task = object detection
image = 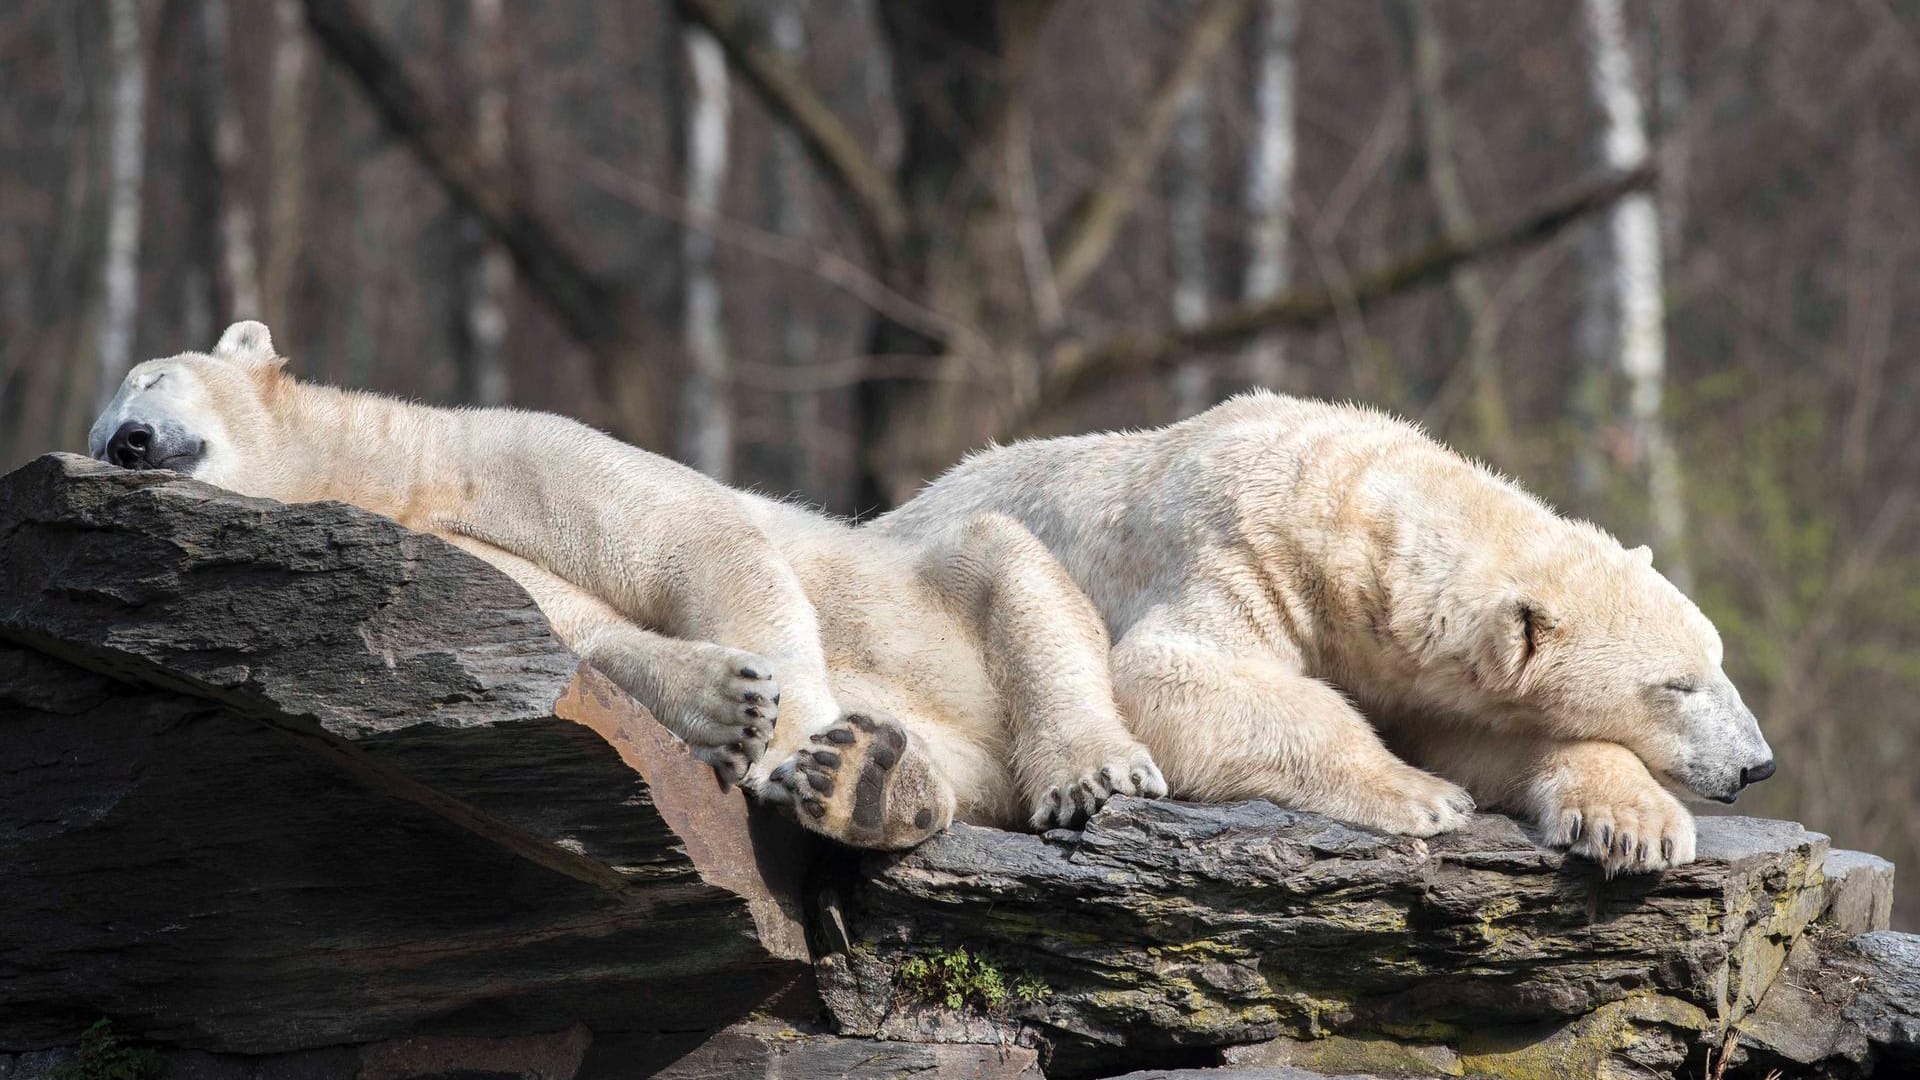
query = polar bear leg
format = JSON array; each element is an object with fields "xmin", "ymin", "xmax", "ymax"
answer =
[
  {"xmin": 763, "ymin": 713, "xmax": 958, "ymax": 849},
  {"xmin": 445, "ymin": 535, "xmax": 777, "ymax": 786},
  {"xmin": 1112, "ymin": 620, "xmax": 1474, "ymax": 837},
  {"xmin": 917, "ymin": 513, "xmax": 1166, "ymax": 829},
  {"xmin": 1402, "ymin": 730, "xmax": 1696, "ymax": 875}
]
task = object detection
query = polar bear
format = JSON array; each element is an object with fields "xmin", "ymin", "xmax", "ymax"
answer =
[
  {"xmin": 88, "ymin": 321, "xmax": 1166, "ymax": 849},
  {"xmin": 878, "ymin": 392, "xmax": 1775, "ymax": 874}
]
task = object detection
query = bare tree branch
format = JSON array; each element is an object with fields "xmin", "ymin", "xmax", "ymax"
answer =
[
  {"xmin": 1015, "ymin": 163, "xmax": 1656, "ymax": 433},
  {"xmin": 1049, "ymin": 0, "xmax": 1255, "ymax": 301},
  {"xmin": 299, "ymin": 0, "xmax": 621, "ymax": 349},
  {"xmin": 672, "ymin": 0, "xmax": 908, "ymax": 263},
  {"xmin": 299, "ymin": 0, "xmax": 657, "ymax": 440}
]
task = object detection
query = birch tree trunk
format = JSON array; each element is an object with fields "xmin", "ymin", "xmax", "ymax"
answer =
[
  {"xmin": 678, "ymin": 26, "xmax": 734, "ymax": 480},
  {"xmin": 263, "ymin": 0, "xmax": 308, "ymax": 333},
  {"xmin": 770, "ymin": 0, "xmax": 821, "ymax": 496},
  {"xmin": 1170, "ymin": 80, "xmax": 1212, "ymax": 417},
  {"xmin": 1239, "ymin": 0, "xmax": 1298, "ymax": 390},
  {"xmin": 97, "ymin": 0, "xmax": 147, "ymax": 409},
  {"xmin": 460, "ymin": 0, "xmax": 512, "ymax": 406},
  {"xmin": 1576, "ymin": 0, "xmax": 1689, "ymax": 586},
  {"xmin": 201, "ymin": 0, "xmax": 260, "ymax": 321}
]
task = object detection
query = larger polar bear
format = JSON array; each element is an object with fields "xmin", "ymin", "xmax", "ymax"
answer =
[
  {"xmin": 89, "ymin": 322, "xmax": 1166, "ymax": 850},
  {"xmin": 879, "ymin": 392, "xmax": 1775, "ymax": 874}
]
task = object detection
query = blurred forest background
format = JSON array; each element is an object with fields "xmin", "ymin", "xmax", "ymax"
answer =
[{"xmin": 0, "ymin": 0, "xmax": 1915, "ymax": 924}]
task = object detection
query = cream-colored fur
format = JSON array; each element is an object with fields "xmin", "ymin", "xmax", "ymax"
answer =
[
  {"xmin": 879, "ymin": 392, "xmax": 1775, "ymax": 874},
  {"xmin": 88, "ymin": 322, "xmax": 1166, "ymax": 849}
]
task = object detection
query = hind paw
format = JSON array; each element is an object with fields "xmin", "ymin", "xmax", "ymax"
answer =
[{"xmin": 761, "ymin": 714, "xmax": 955, "ymax": 849}]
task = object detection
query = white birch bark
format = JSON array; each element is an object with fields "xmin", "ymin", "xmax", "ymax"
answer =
[
  {"xmin": 678, "ymin": 26, "xmax": 733, "ymax": 480},
  {"xmin": 1170, "ymin": 80, "xmax": 1211, "ymax": 417},
  {"xmin": 1240, "ymin": 0, "xmax": 1298, "ymax": 389},
  {"xmin": 466, "ymin": 0, "xmax": 511, "ymax": 406},
  {"xmin": 263, "ymin": 0, "xmax": 308, "ymax": 331},
  {"xmin": 770, "ymin": 0, "xmax": 822, "ymax": 493},
  {"xmin": 201, "ymin": 0, "xmax": 260, "ymax": 320},
  {"xmin": 97, "ymin": 0, "xmax": 147, "ymax": 409},
  {"xmin": 1579, "ymin": 0, "xmax": 1688, "ymax": 585}
]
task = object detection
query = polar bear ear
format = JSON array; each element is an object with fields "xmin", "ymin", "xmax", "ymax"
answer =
[
  {"xmin": 1475, "ymin": 594, "xmax": 1558, "ymax": 690},
  {"xmin": 212, "ymin": 320, "xmax": 285, "ymax": 371},
  {"xmin": 1627, "ymin": 545, "xmax": 1653, "ymax": 568}
]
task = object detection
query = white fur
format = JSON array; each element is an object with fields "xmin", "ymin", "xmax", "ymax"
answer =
[
  {"xmin": 879, "ymin": 392, "xmax": 1774, "ymax": 873},
  {"xmin": 88, "ymin": 323, "xmax": 1167, "ymax": 849}
]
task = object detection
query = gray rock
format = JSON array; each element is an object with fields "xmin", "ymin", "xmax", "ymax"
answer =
[
  {"xmin": 822, "ymin": 798, "xmax": 1839, "ymax": 1074},
  {"xmin": 1835, "ymin": 931, "xmax": 1920, "ymax": 1066},
  {"xmin": 1822, "ymin": 850, "xmax": 1896, "ymax": 936},
  {"xmin": 0, "ymin": 455, "xmax": 809, "ymax": 1055},
  {"xmin": 649, "ymin": 1020, "xmax": 1043, "ymax": 1079}
]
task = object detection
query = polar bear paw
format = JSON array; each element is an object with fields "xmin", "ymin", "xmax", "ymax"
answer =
[
  {"xmin": 1540, "ymin": 783, "xmax": 1697, "ymax": 877},
  {"xmin": 1028, "ymin": 743, "xmax": 1168, "ymax": 830},
  {"xmin": 671, "ymin": 646, "xmax": 779, "ymax": 789},
  {"xmin": 762, "ymin": 714, "xmax": 955, "ymax": 849},
  {"xmin": 1336, "ymin": 762, "xmax": 1478, "ymax": 838}
]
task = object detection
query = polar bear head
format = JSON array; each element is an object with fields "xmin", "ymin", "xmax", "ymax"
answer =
[
  {"xmin": 88, "ymin": 320, "xmax": 295, "ymax": 497},
  {"xmin": 1466, "ymin": 538, "xmax": 1774, "ymax": 805}
]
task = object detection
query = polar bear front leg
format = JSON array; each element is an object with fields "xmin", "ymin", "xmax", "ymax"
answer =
[
  {"xmin": 443, "ymin": 535, "xmax": 778, "ymax": 786},
  {"xmin": 1113, "ymin": 622, "xmax": 1475, "ymax": 837},
  {"xmin": 1399, "ymin": 730, "xmax": 1696, "ymax": 875},
  {"xmin": 572, "ymin": 625, "xmax": 781, "ymax": 787}
]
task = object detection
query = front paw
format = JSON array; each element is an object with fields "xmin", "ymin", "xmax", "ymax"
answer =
[
  {"xmin": 1537, "ymin": 779, "xmax": 1696, "ymax": 876},
  {"xmin": 1028, "ymin": 742, "xmax": 1168, "ymax": 830},
  {"xmin": 1343, "ymin": 762, "xmax": 1478, "ymax": 838},
  {"xmin": 674, "ymin": 646, "xmax": 779, "ymax": 787}
]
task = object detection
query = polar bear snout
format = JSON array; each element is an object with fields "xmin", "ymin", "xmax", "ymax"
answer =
[
  {"xmin": 104, "ymin": 421, "xmax": 155, "ymax": 468},
  {"xmin": 97, "ymin": 419, "xmax": 203, "ymax": 474}
]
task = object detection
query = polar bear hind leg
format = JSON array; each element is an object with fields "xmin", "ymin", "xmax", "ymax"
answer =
[
  {"xmin": 764, "ymin": 714, "xmax": 957, "ymax": 849},
  {"xmin": 916, "ymin": 513, "xmax": 1167, "ymax": 829}
]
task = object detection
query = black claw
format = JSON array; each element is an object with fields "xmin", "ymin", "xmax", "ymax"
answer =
[
  {"xmin": 744, "ymin": 706, "xmax": 762, "ymax": 719},
  {"xmin": 1661, "ymin": 838, "xmax": 1674, "ymax": 862},
  {"xmin": 739, "ymin": 666, "xmax": 764, "ymax": 680},
  {"xmin": 743, "ymin": 691, "xmax": 765, "ymax": 704},
  {"xmin": 741, "ymin": 727, "xmax": 757, "ymax": 739}
]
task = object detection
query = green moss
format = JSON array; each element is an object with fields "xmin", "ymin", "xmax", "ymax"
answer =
[
  {"xmin": 50, "ymin": 1020, "xmax": 163, "ymax": 1080},
  {"xmin": 894, "ymin": 946, "xmax": 1049, "ymax": 1015}
]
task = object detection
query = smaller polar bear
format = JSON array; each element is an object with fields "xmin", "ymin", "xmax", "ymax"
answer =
[
  {"xmin": 880, "ymin": 392, "xmax": 1775, "ymax": 875},
  {"xmin": 88, "ymin": 322, "xmax": 1166, "ymax": 850}
]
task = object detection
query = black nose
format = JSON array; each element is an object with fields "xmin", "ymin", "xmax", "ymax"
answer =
[
  {"xmin": 107, "ymin": 421, "xmax": 154, "ymax": 468},
  {"xmin": 1740, "ymin": 759, "xmax": 1776, "ymax": 787}
]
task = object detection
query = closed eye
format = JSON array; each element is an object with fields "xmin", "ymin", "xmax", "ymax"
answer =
[
  {"xmin": 1663, "ymin": 678, "xmax": 1700, "ymax": 693},
  {"xmin": 141, "ymin": 372, "xmax": 167, "ymax": 390}
]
